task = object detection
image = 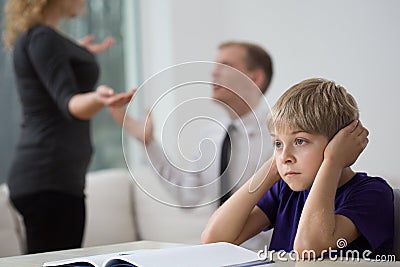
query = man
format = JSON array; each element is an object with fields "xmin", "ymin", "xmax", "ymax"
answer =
[{"xmin": 110, "ymin": 41, "xmax": 274, "ymax": 249}]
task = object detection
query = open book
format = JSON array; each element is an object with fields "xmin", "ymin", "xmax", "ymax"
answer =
[{"xmin": 42, "ymin": 242, "xmax": 273, "ymax": 267}]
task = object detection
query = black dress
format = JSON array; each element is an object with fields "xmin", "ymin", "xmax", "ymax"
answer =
[{"xmin": 8, "ymin": 24, "xmax": 99, "ymax": 253}]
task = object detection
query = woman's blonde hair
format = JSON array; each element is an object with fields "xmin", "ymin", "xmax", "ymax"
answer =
[
  {"xmin": 267, "ymin": 78, "xmax": 359, "ymax": 140},
  {"xmin": 2, "ymin": 0, "xmax": 50, "ymax": 50}
]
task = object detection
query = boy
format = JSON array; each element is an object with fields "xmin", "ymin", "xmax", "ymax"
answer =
[{"xmin": 201, "ymin": 78, "xmax": 394, "ymax": 259}]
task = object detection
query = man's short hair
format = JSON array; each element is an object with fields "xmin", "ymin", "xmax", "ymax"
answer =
[
  {"xmin": 267, "ymin": 78, "xmax": 359, "ymax": 140},
  {"xmin": 219, "ymin": 41, "xmax": 273, "ymax": 94}
]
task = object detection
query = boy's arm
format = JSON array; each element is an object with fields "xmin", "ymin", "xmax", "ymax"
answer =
[
  {"xmin": 201, "ymin": 157, "xmax": 280, "ymax": 245},
  {"xmin": 294, "ymin": 120, "xmax": 369, "ymax": 257}
]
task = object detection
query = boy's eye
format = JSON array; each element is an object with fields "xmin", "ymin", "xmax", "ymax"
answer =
[
  {"xmin": 274, "ymin": 141, "xmax": 283, "ymax": 149},
  {"xmin": 295, "ymin": 139, "xmax": 306, "ymax": 145}
]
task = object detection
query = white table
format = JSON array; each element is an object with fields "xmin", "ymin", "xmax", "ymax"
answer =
[
  {"xmin": 0, "ymin": 241, "xmax": 182, "ymax": 267},
  {"xmin": 0, "ymin": 240, "xmax": 397, "ymax": 266}
]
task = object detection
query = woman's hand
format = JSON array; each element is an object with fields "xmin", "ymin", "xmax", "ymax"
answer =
[
  {"xmin": 78, "ymin": 35, "xmax": 115, "ymax": 55},
  {"xmin": 68, "ymin": 87, "xmax": 134, "ymax": 120},
  {"xmin": 96, "ymin": 86, "xmax": 135, "ymax": 107}
]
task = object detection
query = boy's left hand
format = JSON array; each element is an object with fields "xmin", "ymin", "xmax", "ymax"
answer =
[{"xmin": 324, "ymin": 120, "xmax": 369, "ymax": 168}]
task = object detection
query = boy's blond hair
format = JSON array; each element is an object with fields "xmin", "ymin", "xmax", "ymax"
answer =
[{"xmin": 267, "ymin": 78, "xmax": 359, "ymax": 140}]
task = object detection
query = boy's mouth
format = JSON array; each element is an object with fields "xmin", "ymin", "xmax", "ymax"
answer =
[{"xmin": 284, "ymin": 171, "xmax": 300, "ymax": 177}]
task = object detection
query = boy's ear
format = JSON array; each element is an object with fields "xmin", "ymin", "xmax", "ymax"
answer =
[{"xmin": 249, "ymin": 68, "xmax": 265, "ymax": 90}]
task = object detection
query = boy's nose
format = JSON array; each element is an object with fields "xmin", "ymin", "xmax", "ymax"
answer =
[
  {"xmin": 281, "ymin": 147, "xmax": 295, "ymax": 164},
  {"xmin": 285, "ymin": 158, "xmax": 294, "ymax": 164}
]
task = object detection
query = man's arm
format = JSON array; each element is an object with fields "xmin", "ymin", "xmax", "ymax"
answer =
[
  {"xmin": 294, "ymin": 120, "xmax": 369, "ymax": 257},
  {"xmin": 109, "ymin": 107, "xmax": 207, "ymax": 206},
  {"xmin": 201, "ymin": 157, "xmax": 280, "ymax": 245},
  {"xmin": 108, "ymin": 107, "xmax": 154, "ymax": 144}
]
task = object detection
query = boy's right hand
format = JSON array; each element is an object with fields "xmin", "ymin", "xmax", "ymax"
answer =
[
  {"xmin": 248, "ymin": 155, "xmax": 280, "ymax": 193},
  {"xmin": 324, "ymin": 120, "xmax": 369, "ymax": 168}
]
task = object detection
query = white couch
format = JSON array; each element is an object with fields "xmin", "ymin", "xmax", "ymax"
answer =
[
  {"xmin": 0, "ymin": 184, "xmax": 24, "ymax": 256},
  {"xmin": 0, "ymin": 168, "xmax": 215, "ymax": 257}
]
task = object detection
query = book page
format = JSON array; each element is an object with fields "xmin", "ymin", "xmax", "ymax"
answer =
[
  {"xmin": 43, "ymin": 242, "xmax": 270, "ymax": 267},
  {"xmin": 106, "ymin": 242, "xmax": 265, "ymax": 267},
  {"xmin": 42, "ymin": 251, "xmax": 144, "ymax": 267}
]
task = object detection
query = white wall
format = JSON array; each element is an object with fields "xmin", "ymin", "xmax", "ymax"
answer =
[{"xmin": 137, "ymin": 0, "xmax": 400, "ymax": 187}]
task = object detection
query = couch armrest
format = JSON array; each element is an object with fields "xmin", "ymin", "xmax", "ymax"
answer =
[{"xmin": 0, "ymin": 184, "xmax": 25, "ymax": 256}]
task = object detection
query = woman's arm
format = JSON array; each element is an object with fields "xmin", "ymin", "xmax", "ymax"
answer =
[
  {"xmin": 68, "ymin": 86, "xmax": 134, "ymax": 120},
  {"xmin": 201, "ymin": 157, "xmax": 280, "ymax": 245}
]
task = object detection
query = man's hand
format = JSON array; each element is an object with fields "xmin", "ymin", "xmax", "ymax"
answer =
[
  {"xmin": 109, "ymin": 107, "xmax": 154, "ymax": 145},
  {"xmin": 324, "ymin": 120, "xmax": 369, "ymax": 168},
  {"xmin": 78, "ymin": 35, "xmax": 115, "ymax": 55}
]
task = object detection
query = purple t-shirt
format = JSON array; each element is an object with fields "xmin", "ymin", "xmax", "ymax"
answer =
[{"xmin": 256, "ymin": 172, "xmax": 394, "ymax": 256}]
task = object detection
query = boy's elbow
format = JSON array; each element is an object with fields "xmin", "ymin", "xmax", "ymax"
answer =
[
  {"xmin": 201, "ymin": 228, "xmax": 218, "ymax": 244},
  {"xmin": 293, "ymin": 243, "xmax": 311, "ymax": 259},
  {"xmin": 293, "ymin": 239, "xmax": 326, "ymax": 259},
  {"xmin": 201, "ymin": 227, "xmax": 240, "ymax": 245}
]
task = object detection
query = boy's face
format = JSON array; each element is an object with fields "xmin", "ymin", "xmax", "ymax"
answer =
[{"xmin": 272, "ymin": 128, "xmax": 329, "ymax": 191}]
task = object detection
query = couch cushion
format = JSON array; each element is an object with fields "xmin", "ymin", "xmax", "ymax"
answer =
[
  {"xmin": 0, "ymin": 184, "xmax": 24, "ymax": 256},
  {"xmin": 82, "ymin": 169, "xmax": 138, "ymax": 247},
  {"xmin": 131, "ymin": 166, "xmax": 214, "ymax": 245}
]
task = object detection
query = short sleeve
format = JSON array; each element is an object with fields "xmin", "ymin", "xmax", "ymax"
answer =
[
  {"xmin": 336, "ymin": 178, "xmax": 394, "ymax": 252},
  {"xmin": 27, "ymin": 29, "xmax": 80, "ymax": 120},
  {"xmin": 256, "ymin": 180, "xmax": 282, "ymax": 226}
]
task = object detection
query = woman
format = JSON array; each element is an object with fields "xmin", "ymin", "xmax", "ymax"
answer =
[{"xmin": 3, "ymin": 0, "xmax": 133, "ymax": 253}]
